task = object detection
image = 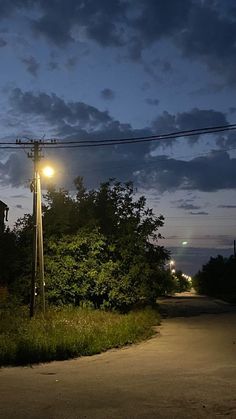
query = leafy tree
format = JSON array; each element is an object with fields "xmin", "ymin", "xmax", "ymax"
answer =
[{"xmin": 6, "ymin": 178, "xmax": 173, "ymax": 310}]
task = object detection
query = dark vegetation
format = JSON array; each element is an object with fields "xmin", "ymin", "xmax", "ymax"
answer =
[
  {"xmin": 193, "ymin": 255, "xmax": 236, "ymax": 303},
  {"xmin": 0, "ymin": 178, "xmax": 176, "ymax": 312}
]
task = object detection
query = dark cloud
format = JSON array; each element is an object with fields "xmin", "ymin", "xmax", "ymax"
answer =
[
  {"xmin": 215, "ymin": 131, "xmax": 236, "ymax": 149},
  {"xmin": 145, "ymin": 98, "xmax": 159, "ymax": 107},
  {"xmin": 48, "ymin": 61, "xmax": 59, "ymax": 71},
  {"xmin": 31, "ymin": 0, "xmax": 127, "ymax": 47},
  {"xmin": 133, "ymin": 0, "xmax": 191, "ymax": 45},
  {"xmin": 152, "ymin": 108, "xmax": 228, "ymax": 146},
  {"xmin": 189, "ymin": 211, "xmax": 209, "ymax": 215},
  {"xmin": 21, "ymin": 56, "xmax": 40, "ymax": 77},
  {"xmin": 1, "ymin": 1, "xmax": 236, "ymax": 83},
  {"xmin": 100, "ymin": 88, "xmax": 115, "ymax": 100},
  {"xmin": 0, "ymin": 152, "xmax": 30, "ymax": 187},
  {"xmin": 177, "ymin": 203, "xmax": 201, "ymax": 211},
  {"xmin": 191, "ymin": 83, "xmax": 225, "ymax": 96},
  {"xmin": 65, "ymin": 56, "xmax": 78, "ymax": 69},
  {"xmin": 5, "ymin": 88, "xmax": 235, "ymax": 193},
  {"xmin": 177, "ymin": 3, "xmax": 236, "ymax": 83},
  {"xmin": 0, "ymin": 37, "xmax": 7, "ymax": 47},
  {"xmin": 10, "ymin": 88, "xmax": 112, "ymax": 130},
  {"xmin": 135, "ymin": 151, "xmax": 236, "ymax": 192},
  {"xmin": 218, "ymin": 205, "xmax": 236, "ymax": 209},
  {"xmin": 15, "ymin": 204, "xmax": 22, "ymax": 208},
  {"xmin": 5, "ymin": 88, "xmax": 152, "ymax": 188},
  {"xmin": 0, "ymin": 0, "xmax": 30, "ymax": 18}
]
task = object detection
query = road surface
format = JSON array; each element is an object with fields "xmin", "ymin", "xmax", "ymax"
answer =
[{"xmin": 1, "ymin": 294, "xmax": 236, "ymax": 418}]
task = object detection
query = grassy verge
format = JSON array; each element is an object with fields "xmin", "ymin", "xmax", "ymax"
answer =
[{"xmin": 0, "ymin": 305, "xmax": 160, "ymax": 367}]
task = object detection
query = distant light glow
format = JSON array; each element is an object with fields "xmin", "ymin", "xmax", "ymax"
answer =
[
  {"xmin": 42, "ymin": 166, "xmax": 54, "ymax": 178},
  {"xmin": 182, "ymin": 241, "xmax": 188, "ymax": 246}
]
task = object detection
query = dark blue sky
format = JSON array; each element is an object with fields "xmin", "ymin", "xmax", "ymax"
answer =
[{"xmin": 0, "ymin": 0, "xmax": 236, "ymax": 274}]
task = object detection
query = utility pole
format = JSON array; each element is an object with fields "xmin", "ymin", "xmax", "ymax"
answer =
[
  {"xmin": 24, "ymin": 140, "xmax": 45, "ymax": 317},
  {"xmin": 234, "ymin": 240, "xmax": 236, "ymax": 258}
]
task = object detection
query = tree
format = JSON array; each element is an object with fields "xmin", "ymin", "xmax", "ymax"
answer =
[{"xmin": 7, "ymin": 178, "xmax": 172, "ymax": 310}]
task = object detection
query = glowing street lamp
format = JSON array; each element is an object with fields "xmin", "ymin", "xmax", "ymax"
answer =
[{"xmin": 42, "ymin": 166, "xmax": 55, "ymax": 178}]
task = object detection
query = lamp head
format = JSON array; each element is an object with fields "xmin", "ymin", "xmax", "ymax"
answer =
[{"xmin": 42, "ymin": 166, "xmax": 54, "ymax": 178}]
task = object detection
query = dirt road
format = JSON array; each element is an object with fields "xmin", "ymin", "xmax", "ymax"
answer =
[{"xmin": 1, "ymin": 294, "xmax": 236, "ymax": 418}]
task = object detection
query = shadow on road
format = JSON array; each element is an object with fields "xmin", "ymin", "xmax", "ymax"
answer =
[{"xmin": 157, "ymin": 293, "xmax": 236, "ymax": 318}]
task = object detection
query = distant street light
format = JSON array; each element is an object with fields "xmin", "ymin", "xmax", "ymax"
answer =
[{"xmin": 169, "ymin": 259, "xmax": 175, "ymax": 273}]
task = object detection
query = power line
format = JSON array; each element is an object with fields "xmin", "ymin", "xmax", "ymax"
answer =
[
  {"xmin": 41, "ymin": 123, "xmax": 236, "ymax": 145},
  {"xmin": 0, "ymin": 123, "xmax": 236, "ymax": 148},
  {"xmin": 40, "ymin": 126, "xmax": 236, "ymax": 148}
]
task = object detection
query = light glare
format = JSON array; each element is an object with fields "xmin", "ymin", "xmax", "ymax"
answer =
[{"xmin": 42, "ymin": 166, "xmax": 54, "ymax": 178}]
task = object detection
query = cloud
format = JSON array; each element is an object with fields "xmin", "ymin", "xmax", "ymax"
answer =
[
  {"xmin": 48, "ymin": 61, "xmax": 59, "ymax": 71},
  {"xmin": 21, "ymin": 56, "xmax": 40, "ymax": 77},
  {"xmin": 0, "ymin": 152, "xmax": 31, "ymax": 187},
  {"xmin": 65, "ymin": 56, "xmax": 78, "ymax": 69},
  {"xmin": 31, "ymin": 0, "xmax": 127, "ymax": 47},
  {"xmin": 135, "ymin": 151, "xmax": 236, "ymax": 192},
  {"xmin": 177, "ymin": 203, "xmax": 201, "ymax": 211},
  {"xmin": 10, "ymin": 88, "xmax": 112, "ymax": 131},
  {"xmin": 145, "ymin": 98, "xmax": 159, "ymax": 107},
  {"xmin": 100, "ymin": 88, "xmax": 115, "ymax": 100},
  {"xmin": 1, "ymin": 1, "xmax": 236, "ymax": 83},
  {"xmin": 176, "ymin": 3, "xmax": 236, "ymax": 83},
  {"xmin": 5, "ymin": 88, "xmax": 235, "ymax": 193},
  {"xmin": 153, "ymin": 108, "xmax": 227, "ymax": 132},
  {"xmin": 218, "ymin": 205, "xmax": 236, "ymax": 209},
  {"xmin": 189, "ymin": 211, "xmax": 209, "ymax": 215},
  {"xmin": 133, "ymin": 0, "xmax": 191, "ymax": 45},
  {"xmin": 0, "ymin": 37, "xmax": 7, "ymax": 47},
  {"xmin": 5, "ymin": 88, "xmax": 153, "ymax": 188},
  {"xmin": 15, "ymin": 204, "xmax": 22, "ymax": 208}
]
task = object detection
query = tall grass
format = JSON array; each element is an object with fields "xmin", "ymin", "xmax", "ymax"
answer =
[{"xmin": 0, "ymin": 305, "xmax": 160, "ymax": 366}]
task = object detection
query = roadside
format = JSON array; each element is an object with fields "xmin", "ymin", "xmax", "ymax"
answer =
[{"xmin": 1, "ymin": 294, "xmax": 236, "ymax": 418}]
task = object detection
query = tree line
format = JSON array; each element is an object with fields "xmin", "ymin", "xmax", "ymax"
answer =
[{"xmin": 193, "ymin": 254, "xmax": 236, "ymax": 302}]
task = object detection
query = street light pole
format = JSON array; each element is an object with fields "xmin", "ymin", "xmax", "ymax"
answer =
[
  {"xmin": 29, "ymin": 141, "xmax": 45, "ymax": 317},
  {"xmin": 37, "ymin": 170, "xmax": 45, "ymax": 314}
]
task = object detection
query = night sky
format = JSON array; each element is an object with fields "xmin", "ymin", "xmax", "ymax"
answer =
[{"xmin": 0, "ymin": 0, "xmax": 236, "ymax": 274}]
